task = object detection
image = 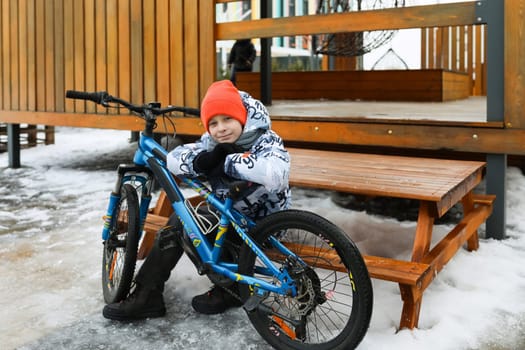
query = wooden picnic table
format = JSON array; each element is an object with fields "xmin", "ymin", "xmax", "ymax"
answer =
[
  {"xmin": 141, "ymin": 148, "xmax": 495, "ymax": 330},
  {"xmin": 287, "ymin": 148, "xmax": 494, "ymax": 329}
]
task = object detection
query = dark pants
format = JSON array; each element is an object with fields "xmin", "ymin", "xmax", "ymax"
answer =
[
  {"xmin": 134, "ymin": 209, "xmax": 242, "ymax": 292},
  {"xmin": 134, "ymin": 214, "xmax": 184, "ymax": 292}
]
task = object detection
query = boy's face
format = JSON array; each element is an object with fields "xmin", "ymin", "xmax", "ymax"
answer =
[{"xmin": 208, "ymin": 115, "xmax": 243, "ymax": 143}]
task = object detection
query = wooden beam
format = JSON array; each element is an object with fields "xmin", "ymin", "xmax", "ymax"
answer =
[
  {"xmin": 3, "ymin": 111, "xmax": 525, "ymax": 155},
  {"xmin": 217, "ymin": 2, "xmax": 479, "ymax": 40},
  {"xmin": 505, "ymin": 0, "xmax": 525, "ymax": 129}
]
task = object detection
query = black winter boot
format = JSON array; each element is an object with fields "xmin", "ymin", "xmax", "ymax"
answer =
[
  {"xmin": 191, "ymin": 285, "xmax": 242, "ymax": 315},
  {"xmin": 102, "ymin": 285, "xmax": 166, "ymax": 321}
]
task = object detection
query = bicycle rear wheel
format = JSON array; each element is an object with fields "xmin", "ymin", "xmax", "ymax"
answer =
[
  {"xmin": 238, "ymin": 209, "xmax": 373, "ymax": 350},
  {"xmin": 102, "ymin": 184, "xmax": 140, "ymax": 303}
]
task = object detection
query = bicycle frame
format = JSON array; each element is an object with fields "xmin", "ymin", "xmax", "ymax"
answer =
[{"xmin": 104, "ymin": 125, "xmax": 299, "ymax": 297}]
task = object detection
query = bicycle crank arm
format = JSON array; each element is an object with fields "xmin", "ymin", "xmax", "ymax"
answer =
[{"xmin": 243, "ymin": 295, "xmax": 302, "ymax": 328}]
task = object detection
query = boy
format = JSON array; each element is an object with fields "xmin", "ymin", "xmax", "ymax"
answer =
[{"xmin": 103, "ymin": 80, "xmax": 291, "ymax": 321}]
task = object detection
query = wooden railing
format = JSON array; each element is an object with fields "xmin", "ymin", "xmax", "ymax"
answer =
[{"xmin": 421, "ymin": 25, "xmax": 487, "ymax": 96}]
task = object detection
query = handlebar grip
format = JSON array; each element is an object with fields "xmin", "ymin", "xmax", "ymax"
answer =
[{"xmin": 65, "ymin": 90, "xmax": 109, "ymax": 104}]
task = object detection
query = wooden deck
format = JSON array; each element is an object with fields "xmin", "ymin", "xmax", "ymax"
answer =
[{"xmin": 266, "ymin": 96, "xmax": 487, "ymax": 123}]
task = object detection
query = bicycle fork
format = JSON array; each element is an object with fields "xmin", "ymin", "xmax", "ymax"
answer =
[{"xmin": 101, "ymin": 164, "xmax": 153, "ymax": 240}]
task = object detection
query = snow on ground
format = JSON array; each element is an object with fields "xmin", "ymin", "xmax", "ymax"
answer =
[{"xmin": 1, "ymin": 127, "xmax": 524, "ymax": 350}]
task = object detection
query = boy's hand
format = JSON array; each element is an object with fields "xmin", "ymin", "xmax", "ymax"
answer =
[{"xmin": 193, "ymin": 143, "xmax": 240, "ymax": 175}]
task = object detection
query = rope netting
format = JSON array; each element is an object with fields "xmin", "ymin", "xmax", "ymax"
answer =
[{"xmin": 315, "ymin": 0, "xmax": 406, "ymax": 57}]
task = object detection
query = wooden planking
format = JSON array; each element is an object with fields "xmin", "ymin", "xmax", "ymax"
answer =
[
  {"xmin": 0, "ymin": 0, "xmax": 212, "ymax": 116},
  {"xmin": 236, "ymin": 70, "xmax": 470, "ymax": 102},
  {"xmin": 287, "ymin": 147, "xmax": 485, "ymax": 215}
]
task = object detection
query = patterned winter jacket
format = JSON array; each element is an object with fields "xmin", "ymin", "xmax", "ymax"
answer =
[{"xmin": 166, "ymin": 90, "xmax": 291, "ymax": 220}]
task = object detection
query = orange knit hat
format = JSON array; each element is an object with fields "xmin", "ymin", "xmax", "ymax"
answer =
[{"xmin": 200, "ymin": 80, "xmax": 247, "ymax": 132}]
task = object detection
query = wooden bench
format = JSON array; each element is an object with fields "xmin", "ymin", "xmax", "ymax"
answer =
[
  {"xmin": 236, "ymin": 70, "xmax": 471, "ymax": 102},
  {"xmin": 139, "ymin": 148, "xmax": 494, "ymax": 330}
]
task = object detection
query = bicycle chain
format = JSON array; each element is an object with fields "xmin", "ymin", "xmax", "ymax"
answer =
[{"xmin": 219, "ymin": 283, "xmax": 243, "ymax": 303}]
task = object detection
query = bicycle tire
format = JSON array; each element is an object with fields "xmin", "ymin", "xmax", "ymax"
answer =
[
  {"xmin": 238, "ymin": 209, "xmax": 373, "ymax": 350},
  {"xmin": 102, "ymin": 183, "xmax": 140, "ymax": 303}
]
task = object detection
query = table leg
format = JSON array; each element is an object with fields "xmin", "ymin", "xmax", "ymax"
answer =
[
  {"xmin": 462, "ymin": 192, "xmax": 479, "ymax": 251},
  {"xmin": 411, "ymin": 201, "xmax": 435, "ymax": 262},
  {"xmin": 399, "ymin": 284, "xmax": 423, "ymax": 329},
  {"xmin": 399, "ymin": 201, "xmax": 435, "ymax": 329}
]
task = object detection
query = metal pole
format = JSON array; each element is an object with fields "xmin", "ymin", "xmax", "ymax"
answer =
[
  {"xmin": 477, "ymin": 0, "xmax": 506, "ymax": 239},
  {"xmin": 260, "ymin": 0, "xmax": 272, "ymax": 105},
  {"xmin": 7, "ymin": 123, "xmax": 21, "ymax": 168}
]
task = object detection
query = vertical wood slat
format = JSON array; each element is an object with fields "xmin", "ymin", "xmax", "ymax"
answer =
[
  {"xmin": 73, "ymin": 0, "xmax": 85, "ymax": 112},
  {"xmin": 473, "ymin": 25, "xmax": 483, "ymax": 96},
  {"xmin": 467, "ymin": 25, "xmax": 474, "ymax": 94},
  {"xmin": 45, "ymin": 0, "xmax": 55, "ymax": 111},
  {"xmin": 451, "ymin": 26, "xmax": 457, "ymax": 71},
  {"xmin": 19, "ymin": 0, "xmax": 27, "ymax": 111},
  {"xmin": 442, "ymin": 26, "xmax": 449, "ymax": 70},
  {"xmin": 95, "ymin": 0, "xmax": 107, "ymax": 113},
  {"xmin": 420, "ymin": 28, "xmax": 427, "ymax": 69},
  {"xmin": 63, "ymin": 0, "xmax": 74, "ymax": 112},
  {"xmin": 156, "ymin": 0, "xmax": 170, "ymax": 106},
  {"xmin": 143, "ymin": 0, "xmax": 156, "ymax": 103},
  {"xmin": 130, "ymin": 0, "xmax": 143, "ymax": 104},
  {"xmin": 54, "ymin": 0, "xmax": 64, "ymax": 113},
  {"xmin": 199, "ymin": 0, "xmax": 215, "ymax": 101},
  {"xmin": 428, "ymin": 28, "xmax": 435, "ymax": 68},
  {"xmin": 35, "ymin": 0, "xmax": 45, "ymax": 111},
  {"xmin": 26, "ymin": 0, "xmax": 35, "ymax": 111},
  {"xmin": 10, "ymin": 0, "xmax": 19, "ymax": 110},
  {"xmin": 184, "ymin": 0, "xmax": 199, "ymax": 108},
  {"xmin": 0, "ymin": 0, "xmax": 3, "ymax": 110},
  {"xmin": 170, "ymin": 0, "xmax": 184, "ymax": 106},
  {"xmin": 118, "ymin": 0, "xmax": 131, "ymax": 103},
  {"xmin": 2, "ymin": 0, "xmax": 11, "ymax": 110},
  {"xmin": 84, "ymin": 0, "xmax": 96, "ymax": 113},
  {"xmin": 106, "ymin": 0, "xmax": 118, "ymax": 114},
  {"xmin": 458, "ymin": 26, "xmax": 466, "ymax": 72}
]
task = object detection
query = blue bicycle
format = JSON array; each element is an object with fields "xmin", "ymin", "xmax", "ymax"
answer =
[{"xmin": 66, "ymin": 90, "xmax": 372, "ymax": 350}]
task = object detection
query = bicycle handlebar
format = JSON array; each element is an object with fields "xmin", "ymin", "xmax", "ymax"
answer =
[{"xmin": 65, "ymin": 90, "xmax": 200, "ymax": 117}]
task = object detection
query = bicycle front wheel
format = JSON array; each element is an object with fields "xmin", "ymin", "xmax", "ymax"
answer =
[
  {"xmin": 102, "ymin": 184, "xmax": 140, "ymax": 303},
  {"xmin": 238, "ymin": 209, "xmax": 373, "ymax": 350}
]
